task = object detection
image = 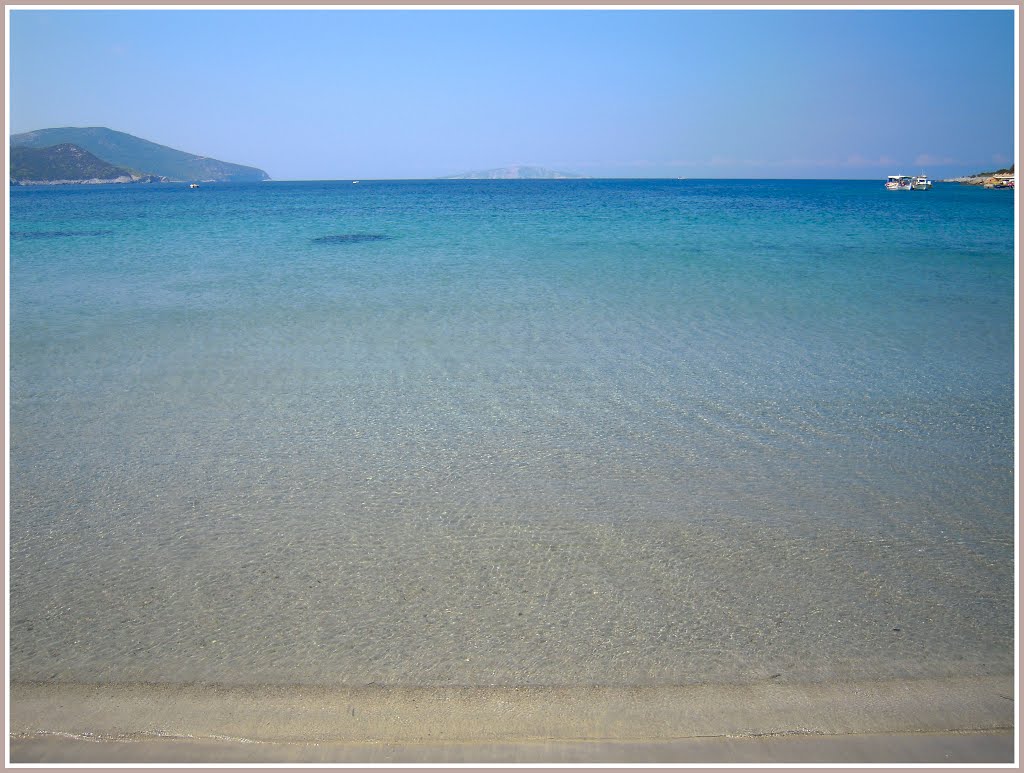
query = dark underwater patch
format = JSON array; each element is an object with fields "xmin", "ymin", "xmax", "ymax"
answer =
[
  {"xmin": 11, "ymin": 230, "xmax": 114, "ymax": 239},
  {"xmin": 311, "ymin": 233, "xmax": 390, "ymax": 245}
]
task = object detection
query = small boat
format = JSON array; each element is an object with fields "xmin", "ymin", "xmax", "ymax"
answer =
[
  {"xmin": 885, "ymin": 175, "xmax": 913, "ymax": 191},
  {"xmin": 189, "ymin": 183, "xmax": 200, "ymax": 189},
  {"xmin": 352, "ymin": 180, "xmax": 360, "ymax": 184},
  {"xmin": 911, "ymin": 175, "xmax": 933, "ymax": 191}
]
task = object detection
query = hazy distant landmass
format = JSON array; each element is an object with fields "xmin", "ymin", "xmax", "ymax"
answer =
[
  {"xmin": 10, "ymin": 144, "xmax": 164, "ymax": 185},
  {"xmin": 10, "ymin": 127, "xmax": 270, "ymax": 183},
  {"xmin": 440, "ymin": 165, "xmax": 588, "ymax": 180}
]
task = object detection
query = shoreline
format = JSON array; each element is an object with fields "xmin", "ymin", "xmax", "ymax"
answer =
[{"xmin": 11, "ymin": 674, "xmax": 1015, "ymax": 763}]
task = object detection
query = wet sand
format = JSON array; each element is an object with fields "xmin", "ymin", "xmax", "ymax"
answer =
[
  {"xmin": 10, "ymin": 730, "xmax": 1015, "ymax": 764},
  {"xmin": 10, "ymin": 674, "xmax": 1014, "ymax": 764}
]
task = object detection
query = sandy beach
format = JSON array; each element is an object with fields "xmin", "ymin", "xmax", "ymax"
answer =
[{"xmin": 10, "ymin": 675, "xmax": 1014, "ymax": 763}]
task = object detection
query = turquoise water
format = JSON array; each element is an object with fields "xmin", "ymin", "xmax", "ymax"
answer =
[{"xmin": 9, "ymin": 179, "xmax": 1015, "ymax": 687}]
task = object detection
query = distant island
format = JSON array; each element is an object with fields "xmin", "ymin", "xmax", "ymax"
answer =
[
  {"xmin": 9, "ymin": 127, "xmax": 270, "ymax": 185},
  {"xmin": 440, "ymin": 165, "xmax": 588, "ymax": 180}
]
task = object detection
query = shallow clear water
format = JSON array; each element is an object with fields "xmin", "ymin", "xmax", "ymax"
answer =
[{"xmin": 9, "ymin": 179, "xmax": 1015, "ymax": 686}]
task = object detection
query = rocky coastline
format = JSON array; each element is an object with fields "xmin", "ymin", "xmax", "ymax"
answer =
[
  {"xmin": 941, "ymin": 166, "xmax": 1015, "ymax": 186},
  {"xmin": 11, "ymin": 173, "xmax": 166, "ymax": 186}
]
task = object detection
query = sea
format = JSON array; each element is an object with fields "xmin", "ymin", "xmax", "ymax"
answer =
[{"xmin": 8, "ymin": 178, "xmax": 1016, "ymax": 688}]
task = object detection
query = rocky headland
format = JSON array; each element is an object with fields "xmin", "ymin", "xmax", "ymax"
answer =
[
  {"xmin": 9, "ymin": 143, "xmax": 165, "ymax": 186},
  {"xmin": 941, "ymin": 164, "xmax": 1015, "ymax": 186}
]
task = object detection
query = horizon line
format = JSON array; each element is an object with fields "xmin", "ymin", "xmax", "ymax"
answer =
[{"xmin": 237, "ymin": 176, "xmax": 977, "ymax": 182}]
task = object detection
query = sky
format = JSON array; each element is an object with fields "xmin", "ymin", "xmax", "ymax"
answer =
[{"xmin": 7, "ymin": 7, "xmax": 1017, "ymax": 180}]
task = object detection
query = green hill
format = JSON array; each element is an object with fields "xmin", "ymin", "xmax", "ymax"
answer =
[
  {"xmin": 10, "ymin": 127, "xmax": 270, "ymax": 182},
  {"xmin": 9, "ymin": 144, "xmax": 162, "ymax": 185}
]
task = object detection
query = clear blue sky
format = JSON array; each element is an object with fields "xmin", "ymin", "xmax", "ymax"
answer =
[{"xmin": 7, "ymin": 8, "xmax": 1017, "ymax": 180}]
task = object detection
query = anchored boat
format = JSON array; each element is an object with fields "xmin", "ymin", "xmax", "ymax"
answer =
[{"xmin": 885, "ymin": 175, "xmax": 913, "ymax": 191}]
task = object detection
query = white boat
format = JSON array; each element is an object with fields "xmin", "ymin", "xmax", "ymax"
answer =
[
  {"xmin": 189, "ymin": 183, "xmax": 200, "ymax": 189},
  {"xmin": 885, "ymin": 175, "xmax": 913, "ymax": 191},
  {"xmin": 911, "ymin": 175, "xmax": 933, "ymax": 191}
]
